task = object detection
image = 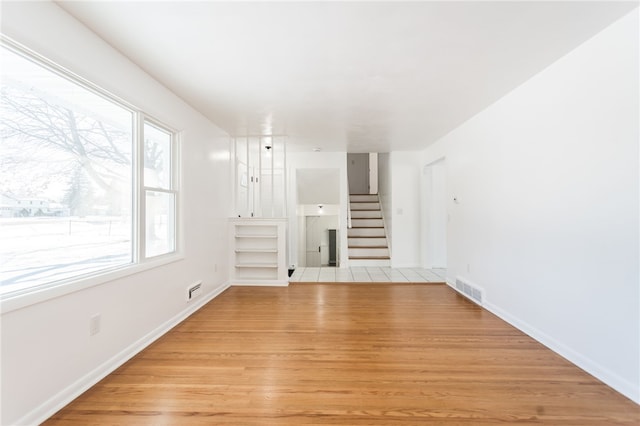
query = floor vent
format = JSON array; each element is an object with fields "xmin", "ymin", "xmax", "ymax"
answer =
[{"xmin": 455, "ymin": 277, "xmax": 483, "ymax": 306}]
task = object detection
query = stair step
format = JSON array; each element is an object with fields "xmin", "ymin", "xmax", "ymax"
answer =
[
  {"xmin": 350, "ymin": 202, "xmax": 380, "ymax": 210},
  {"xmin": 349, "ymin": 247, "xmax": 390, "ymax": 257},
  {"xmin": 348, "ymin": 228, "xmax": 386, "ymax": 237},
  {"xmin": 348, "ymin": 193, "xmax": 389, "ymax": 265},
  {"xmin": 351, "ymin": 210, "xmax": 382, "ymax": 219},
  {"xmin": 350, "ymin": 194, "xmax": 379, "ymax": 202},
  {"xmin": 351, "ymin": 218, "xmax": 383, "ymax": 227},
  {"xmin": 348, "ymin": 237, "xmax": 387, "ymax": 246},
  {"xmin": 349, "ymin": 258, "xmax": 391, "ymax": 267}
]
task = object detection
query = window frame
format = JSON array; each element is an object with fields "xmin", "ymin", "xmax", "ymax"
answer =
[
  {"xmin": 139, "ymin": 117, "xmax": 180, "ymax": 260},
  {"xmin": 0, "ymin": 37, "xmax": 183, "ymax": 314}
]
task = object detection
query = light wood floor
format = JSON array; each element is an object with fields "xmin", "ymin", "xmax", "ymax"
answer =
[{"xmin": 45, "ymin": 284, "xmax": 640, "ymax": 425}]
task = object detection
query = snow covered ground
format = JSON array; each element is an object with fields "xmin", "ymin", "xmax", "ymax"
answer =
[{"xmin": 0, "ymin": 216, "xmax": 132, "ymax": 295}]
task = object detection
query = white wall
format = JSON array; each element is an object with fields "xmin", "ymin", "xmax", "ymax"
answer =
[
  {"xmin": 369, "ymin": 152, "xmax": 379, "ymax": 195},
  {"xmin": 0, "ymin": 3, "xmax": 231, "ymax": 425},
  {"xmin": 288, "ymin": 152, "xmax": 349, "ymax": 268},
  {"xmin": 421, "ymin": 9, "xmax": 639, "ymax": 402},
  {"xmin": 377, "ymin": 151, "xmax": 423, "ymax": 267}
]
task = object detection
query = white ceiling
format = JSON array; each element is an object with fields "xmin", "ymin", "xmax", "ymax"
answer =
[{"xmin": 57, "ymin": 1, "xmax": 637, "ymax": 152}]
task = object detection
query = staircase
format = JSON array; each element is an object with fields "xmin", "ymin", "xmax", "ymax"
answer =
[{"xmin": 348, "ymin": 194, "xmax": 390, "ymax": 266}]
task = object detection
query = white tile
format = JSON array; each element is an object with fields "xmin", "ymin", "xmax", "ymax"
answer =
[
  {"xmin": 385, "ymin": 271, "xmax": 409, "ymax": 282},
  {"xmin": 396, "ymin": 268, "xmax": 424, "ymax": 282},
  {"xmin": 369, "ymin": 274, "xmax": 390, "ymax": 282},
  {"xmin": 432, "ymin": 268, "xmax": 447, "ymax": 278},
  {"xmin": 289, "ymin": 267, "xmax": 306, "ymax": 281},
  {"xmin": 318, "ymin": 268, "xmax": 336, "ymax": 281},
  {"xmin": 300, "ymin": 267, "xmax": 320, "ymax": 282},
  {"xmin": 351, "ymin": 270, "xmax": 372, "ymax": 282},
  {"xmin": 415, "ymin": 269, "xmax": 443, "ymax": 282},
  {"xmin": 336, "ymin": 269, "xmax": 354, "ymax": 282},
  {"xmin": 336, "ymin": 276, "xmax": 354, "ymax": 282},
  {"xmin": 291, "ymin": 267, "xmax": 446, "ymax": 284},
  {"xmin": 367, "ymin": 267, "xmax": 392, "ymax": 282},
  {"xmin": 382, "ymin": 268, "xmax": 410, "ymax": 282},
  {"xmin": 408, "ymin": 269, "xmax": 430, "ymax": 282}
]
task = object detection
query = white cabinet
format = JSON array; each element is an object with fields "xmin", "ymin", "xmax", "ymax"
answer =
[{"xmin": 229, "ymin": 218, "xmax": 288, "ymax": 286}]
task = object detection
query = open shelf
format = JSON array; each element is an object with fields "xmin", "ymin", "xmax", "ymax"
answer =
[{"xmin": 229, "ymin": 218, "xmax": 288, "ymax": 286}]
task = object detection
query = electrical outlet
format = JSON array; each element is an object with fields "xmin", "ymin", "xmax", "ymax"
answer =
[
  {"xmin": 89, "ymin": 314, "xmax": 101, "ymax": 336},
  {"xmin": 214, "ymin": 263, "xmax": 218, "ymax": 273}
]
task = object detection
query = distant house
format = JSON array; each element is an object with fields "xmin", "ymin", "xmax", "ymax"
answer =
[{"xmin": 0, "ymin": 193, "xmax": 69, "ymax": 217}]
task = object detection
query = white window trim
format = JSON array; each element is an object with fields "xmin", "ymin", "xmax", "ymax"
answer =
[
  {"xmin": 0, "ymin": 38, "xmax": 183, "ymax": 314},
  {"xmin": 140, "ymin": 117, "xmax": 180, "ymax": 260}
]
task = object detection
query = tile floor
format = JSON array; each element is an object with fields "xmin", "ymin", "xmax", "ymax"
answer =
[{"xmin": 289, "ymin": 267, "xmax": 447, "ymax": 283}]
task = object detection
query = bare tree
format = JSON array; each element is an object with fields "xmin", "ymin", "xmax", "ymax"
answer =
[
  {"xmin": 1, "ymin": 84, "xmax": 130, "ymax": 190},
  {"xmin": 1, "ymin": 83, "xmax": 163, "ymax": 214}
]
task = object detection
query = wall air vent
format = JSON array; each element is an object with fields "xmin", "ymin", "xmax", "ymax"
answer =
[
  {"xmin": 187, "ymin": 281, "xmax": 202, "ymax": 301},
  {"xmin": 455, "ymin": 277, "xmax": 483, "ymax": 306}
]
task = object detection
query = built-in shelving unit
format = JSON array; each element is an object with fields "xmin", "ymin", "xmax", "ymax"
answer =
[{"xmin": 229, "ymin": 218, "xmax": 288, "ymax": 286}]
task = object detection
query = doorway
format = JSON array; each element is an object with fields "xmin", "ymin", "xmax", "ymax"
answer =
[
  {"xmin": 306, "ymin": 214, "xmax": 339, "ymax": 267},
  {"xmin": 422, "ymin": 158, "xmax": 447, "ymax": 268},
  {"xmin": 295, "ymin": 168, "xmax": 341, "ymax": 268},
  {"xmin": 347, "ymin": 153, "xmax": 369, "ymax": 194}
]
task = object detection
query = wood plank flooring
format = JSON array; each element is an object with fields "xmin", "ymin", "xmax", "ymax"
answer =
[{"xmin": 44, "ymin": 284, "xmax": 640, "ymax": 425}]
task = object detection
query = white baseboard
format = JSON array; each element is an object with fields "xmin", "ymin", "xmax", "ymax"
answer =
[
  {"xmin": 483, "ymin": 300, "xmax": 639, "ymax": 404},
  {"xmin": 17, "ymin": 281, "xmax": 231, "ymax": 426},
  {"xmin": 445, "ymin": 279, "xmax": 639, "ymax": 404}
]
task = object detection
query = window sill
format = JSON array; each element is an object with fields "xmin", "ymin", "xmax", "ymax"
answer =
[{"xmin": 0, "ymin": 254, "xmax": 185, "ymax": 315}]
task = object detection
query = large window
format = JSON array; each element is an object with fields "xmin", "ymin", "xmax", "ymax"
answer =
[{"xmin": 0, "ymin": 43, "xmax": 178, "ymax": 297}]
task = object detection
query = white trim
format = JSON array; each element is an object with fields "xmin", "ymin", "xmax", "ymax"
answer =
[
  {"xmin": 445, "ymin": 279, "xmax": 639, "ymax": 404},
  {"xmin": 174, "ymin": 132, "xmax": 184, "ymax": 255},
  {"xmin": 483, "ymin": 300, "xmax": 639, "ymax": 404},
  {"xmin": 141, "ymin": 118, "xmax": 179, "ymax": 260},
  {"xmin": 135, "ymin": 111, "xmax": 144, "ymax": 263},
  {"xmin": 1, "ymin": 254, "xmax": 184, "ymax": 314},
  {"xmin": 13, "ymin": 281, "xmax": 231, "ymax": 426}
]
